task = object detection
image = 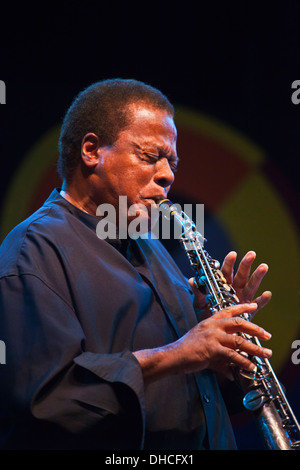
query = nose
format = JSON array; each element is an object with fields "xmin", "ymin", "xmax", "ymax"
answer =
[{"xmin": 153, "ymin": 158, "xmax": 175, "ymax": 189}]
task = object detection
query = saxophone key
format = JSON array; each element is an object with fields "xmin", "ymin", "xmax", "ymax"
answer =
[{"xmin": 243, "ymin": 389, "xmax": 269, "ymax": 411}]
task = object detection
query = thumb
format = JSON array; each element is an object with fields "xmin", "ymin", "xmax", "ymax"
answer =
[{"xmin": 188, "ymin": 277, "xmax": 206, "ymax": 309}]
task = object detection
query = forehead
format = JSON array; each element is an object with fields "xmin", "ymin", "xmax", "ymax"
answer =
[{"xmin": 120, "ymin": 103, "xmax": 177, "ymax": 150}]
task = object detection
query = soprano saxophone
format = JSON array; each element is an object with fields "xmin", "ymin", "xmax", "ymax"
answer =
[{"xmin": 158, "ymin": 198, "xmax": 300, "ymax": 450}]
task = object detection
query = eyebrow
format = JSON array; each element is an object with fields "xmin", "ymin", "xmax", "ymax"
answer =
[{"xmin": 132, "ymin": 142, "xmax": 179, "ymax": 160}]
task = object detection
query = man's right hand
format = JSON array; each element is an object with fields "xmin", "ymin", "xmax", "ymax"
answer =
[{"xmin": 133, "ymin": 302, "xmax": 272, "ymax": 383}]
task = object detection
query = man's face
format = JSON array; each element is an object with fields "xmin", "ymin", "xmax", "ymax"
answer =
[{"xmin": 93, "ymin": 103, "xmax": 178, "ymax": 228}]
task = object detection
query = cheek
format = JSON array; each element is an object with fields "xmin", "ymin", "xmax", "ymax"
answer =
[
  {"xmin": 103, "ymin": 156, "xmax": 154, "ymax": 198},
  {"xmin": 112, "ymin": 170, "xmax": 144, "ymax": 198},
  {"xmin": 125, "ymin": 166, "xmax": 153, "ymax": 187}
]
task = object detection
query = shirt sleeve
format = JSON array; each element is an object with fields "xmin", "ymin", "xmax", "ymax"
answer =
[{"xmin": 0, "ymin": 274, "xmax": 145, "ymax": 449}]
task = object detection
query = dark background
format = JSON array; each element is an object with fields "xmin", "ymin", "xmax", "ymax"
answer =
[{"xmin": 0, "ymin": 0, "xmax": 299, "ymax": 450}]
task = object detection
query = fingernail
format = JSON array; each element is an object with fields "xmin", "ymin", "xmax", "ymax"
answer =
[
  {"xmin": 263, "ymin": 348, "xmax": 272, "ymax": 357},
  {"xmin": 264, "ymin": 331, "xmax": 272, "ymax": 339},
  {"xmin": 249, "ymin": 303, "xmax": 258, "ymax": 309},
  {"xmin": 246, "ymin": 251, "xmax": 256, "ymax": 261}
]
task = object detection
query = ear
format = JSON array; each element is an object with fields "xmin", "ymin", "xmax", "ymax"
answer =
[{"xmin": 81, "ymin": 133, "xmax": 101, "ymax": 168}]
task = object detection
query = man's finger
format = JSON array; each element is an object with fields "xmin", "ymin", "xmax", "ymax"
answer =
[
  {"xmin": 214, "ymin": 302, "xmax": 258, "ymax": 319},
  {"xmin": 220, "ymin": 251, "xmax": 237, "ymax": 284},
  {"xmin": 232, "ymin": 251, "xmax": 256, "ymax": 290},
  {"xmin": 222, "ymin": 316, "xmax": 272, "ymax": 341},
  {"xmin": 253, "ymin": 290, "xmax": 272, "ymax": 312},
  {"xmin": 238, "ymin": 263, "xmax": 269, "ymax": 301}
]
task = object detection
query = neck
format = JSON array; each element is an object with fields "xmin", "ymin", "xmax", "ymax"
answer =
[{"xmin": 60, "ymin": 181, "xmax": 97, "ymax": 215}]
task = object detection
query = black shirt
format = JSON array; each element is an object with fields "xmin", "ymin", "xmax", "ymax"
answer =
[{"xmin": 0, "ymin": 189, "xmax": 236, "ymax": 449}]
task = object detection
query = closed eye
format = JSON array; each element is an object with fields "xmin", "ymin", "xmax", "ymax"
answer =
[
  {"xmin": 169, "ymin": 159, "xmax": 179, "ymax": 172},
  {"xmin": 144, "ymin": 153, "xmax": 179, "ymax": 172},
  {"xmin": 144, "ymin": 153, "xmax": 159, "ymax": 163}
]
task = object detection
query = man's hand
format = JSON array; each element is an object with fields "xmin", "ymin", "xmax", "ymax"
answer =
[
  {"xmin": 189, "ymin": 250, "xmax": 272, "ymax": 317},
  {"xmin": 133, "ymin": 251, "xmax": 272, "ymax": 381},
  {"xmin": 133, "ymin": 251, "xmax": 273, "ymax": 383},
  {"xmin": 220, "ymin": 250, "xmax": 272, "ymax": 311},
  {"xmin": 172, "ymin": 302, "xmax": 272, "ymax": 380},
  {"xmin": 133, "ymin": 302, "xmax": 272, "ymax": 382}
]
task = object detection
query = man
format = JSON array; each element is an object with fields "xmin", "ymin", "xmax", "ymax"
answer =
[{"xmin": 0, "ymin": 79, "xmax": 272, "ymax": 449}]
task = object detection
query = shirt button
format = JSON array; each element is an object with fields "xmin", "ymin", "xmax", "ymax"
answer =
[{"xmin": 203, "ymin": 393, "xmax": 210, "ymax": 403}]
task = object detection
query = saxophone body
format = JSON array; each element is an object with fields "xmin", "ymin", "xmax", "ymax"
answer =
[{"xmin": 159, "ymin": 199, "xmax": 300, "ymax": 450}]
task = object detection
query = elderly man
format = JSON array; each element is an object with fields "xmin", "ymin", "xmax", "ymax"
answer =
[{"xmin": 0, "ymin": 79, "xmax": 272, "ymax": 449}]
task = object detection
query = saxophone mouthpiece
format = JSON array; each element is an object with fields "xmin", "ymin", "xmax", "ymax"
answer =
[
  {"xmin": 157, "ymin": 198, "xmax": 171, "ymax": 207},
  {"xmin": 157, "ymin": 199, "xmax": 178, "ymax": 220}
]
